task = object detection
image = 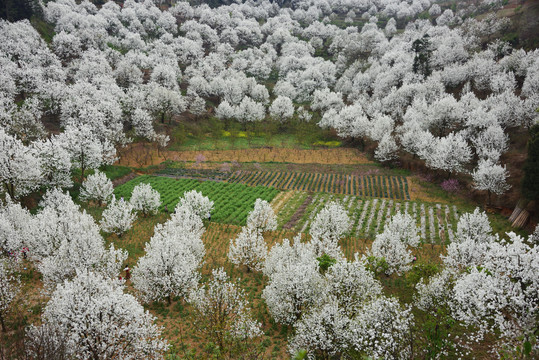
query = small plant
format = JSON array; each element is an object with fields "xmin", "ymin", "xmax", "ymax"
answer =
[
  {"xmin": 364, "ymin": 255, "xmax": 389, "ymax": 276},
  {"xmin": 440, "ymin": 178, "xmax": 460, "ymax": 193},
  {"xmin": 316, "ymin": 253, "xmax": 336, "ymax": 273},
  {"xmin": 406, "ymin": 262, "xmax": 439, "ymax": 286}
]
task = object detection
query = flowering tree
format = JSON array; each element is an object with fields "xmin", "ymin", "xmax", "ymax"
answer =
[
  {"xmin": 33, "ymin": 189, "xmax": 127, "ymax": 289},
  {"xmin": 472, "ymin": 160, "xmax": 511, "ymax": 205},
  {"xmin": 417, "ymin": 211, "xmax": 539, "ymax": 356},
  {"xmin": 262, "ymin": 238, "xmax": 326, "ymax": 324},
  {"xmin": 368, "ymin": 230, "xmax": 414, "ymax": 275},
  {"xmin": 384, "ymin": 212, "xmax": 420, "ymax": 247},
  {"xmin": 32, "ymin": 138, "xmax": 73, "ymax": 189},
  {"xmin": 132, "ymin": 205, "xmax": 205, "ymax": 304},
  {"xmin": 129, "ymin": 183, "xmax": 161, "ymax": 216},
  {"xmin": 58, "ymin": 124, "xmax": 116, "ymax": 183},
  {"xmin": 100, "ymin": 196, "xmax": 137, "ymax": 236},
  {"xmin": 0, "ymin": 260, "xmax": 20, "ymax": 332},
  {"xmin": 0, "ymin": 196, "xmax": 35, "ymax": 255},
  {"xmin": 309, "ymin": 201, "xmax": 350, "ymax": 258},
  {"xmin": 455, "ymin": 208, "xmax": 493, "ymax": 244},
  {"xmin": 288, "ymin": 254, "xmax": 412, "ymax": 359},
  {"xmin": 188, "ymin": 268, "xmax": 263, "ymax": 357},
  {"xmin": 288, "ymin": 299, "xmax": 349, "ymax": 358},
  {"xmin": 422, "ymin": 133, "xmax": 472, "ymax": 178},
  {"xmin": 0, "ymin": 128, "xmax": 41, "ymax": 198},
  {"xmin": 28, "ymin": 270, "xmax": 168, "ymax": 359},
  {"xmin": 374, "ymin": 134, "xmax": 399, "ymax": 163},
  {"xmin": 345, "ymin": 296, "xmax": 414, "ymax": 359},
  {"xmin": 246, "ymin": 198, "xmax": 277, "ymax": 233},
  {"xmin": 269, "ymin": 96, "xmax": 294, "ymax": 123},
  {"xmin": 79, "ymin": 170, "xmax": 114, "ymax": 206},
  {"xmin": 228, "ymin": 226, "xmax": 267, "ymax": 272},
  {"xmin": 178, "ymin": 190, "xmax": 214, "ymax": 219}
]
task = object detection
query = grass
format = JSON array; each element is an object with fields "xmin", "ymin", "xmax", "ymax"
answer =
[
  {"xmin": 114, "ymin": 175, "xmax": 280, "ymax": 226},
  {"xmin": 167, "ymin": 118, "xmax": 338, "ymax": 152},
  {"xmin": 71, "ymin": 165, "xmax": 133, "ymax": 182}
]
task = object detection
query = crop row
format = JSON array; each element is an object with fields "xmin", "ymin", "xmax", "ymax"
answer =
[
  {"xmin": 114, "ymin": 175, "xmax": 279, "ymax": 226},
  {"xmin": 226, "ymin": 171, "xmax": 410, "ymax": 200},
  {"xmin": 275, "ymin": 193, "xmax": 463, "ymax": 244},
  {"xmin": 156, "ymin": 168, "xmax": 230, "ymax": 181}
]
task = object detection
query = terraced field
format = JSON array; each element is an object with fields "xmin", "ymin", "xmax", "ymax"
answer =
[
  {"xmin": 114, "ymin": 175, "xmax": 279, "ymax": 226},
  {"xmin": 226, "ymin": 171, "xmax": 410, "ymax": 200},
  {"xmin": 157, "ymin": 167, "xmax": 410, "ymax": 200},
  {"xmin": 271, "ymin": 192, "xmax": 464, "ymax": 244}
]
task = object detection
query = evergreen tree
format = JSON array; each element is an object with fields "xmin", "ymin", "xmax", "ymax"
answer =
[{"xmin": 412, "ymin": 34, "xmax": 432, "ymax": 78}]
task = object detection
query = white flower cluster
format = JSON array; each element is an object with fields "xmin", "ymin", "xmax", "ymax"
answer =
[
  {"xmin": 100, "ymin": 195, "xmax": 137, "ymax": 236},
  {"xmin": 309, "ymin": 201, "xmax": 351, "ymax": 259},
  {"xmin": 79, "ymin": 170, "xmax": 114, "ymax": 205},
  {"xmin": 27, "ymin": 270, "xmax": 168, "ymax": 359},
  {"xmin": 179, "ymin": 189, "xmax": 214, "ymax": 219},
  {"xmin": 369, "ymin": 212, "xmax": 420, "ymax": 275},
  {"xmin": 416, "ymin": 209, "xmax": 539, "ymax": 353},
  {"xmin": 132, "ymin": 203, "xmax": 205, "ymax": 303},
  {"xmin": 129, "ymin": 182, "xmax": 161, "ymax": 215},
  {"xmin": 228, "ymin": 198, "xmax": 277, "ymax": 271}
]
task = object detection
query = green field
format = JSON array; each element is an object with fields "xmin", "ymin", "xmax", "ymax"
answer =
[{"xmin": 114, "ymin": 175, "xmax": 280, "ymax": 225}]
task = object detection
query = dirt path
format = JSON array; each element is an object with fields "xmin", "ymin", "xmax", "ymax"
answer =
[
  {"xmin": 112, "ymin": 172, "xmax": 138, "ymax": 187},
  {"xmin": 284, "ymin": 195, "xmax": 313, "ymax": 230}
]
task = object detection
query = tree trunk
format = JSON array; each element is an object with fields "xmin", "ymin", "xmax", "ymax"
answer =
[
  {"xmin": 81, "ymin": 165, "xmax": 85, "ymax": 184},
  {"xmin": 0, "ymin": 313, "xmax": 6, "ymax": 332},
  {"xmin": 7, "ymin": 183, "xmax": 15, "ymax": 199}
]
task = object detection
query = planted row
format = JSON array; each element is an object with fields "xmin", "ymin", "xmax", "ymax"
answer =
[
  {"xmin": 115, "ymin": 175, "xmax": 279, "ymax": 226},
  {"xmin": 278, "ymin": 192, "xmax": 463, "ymax": 244},
  {"xmin": 227, "ymin": 171, "xmax": 410, "ymax": 200}
]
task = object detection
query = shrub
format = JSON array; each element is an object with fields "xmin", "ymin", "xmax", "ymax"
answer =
[
  {"xmin": 440, "ymin": 178, "xmax": 460, "ymax": 193},
  {"xmin": 364, "ymin": 255, "xmax": 389, "ymax": 276}
]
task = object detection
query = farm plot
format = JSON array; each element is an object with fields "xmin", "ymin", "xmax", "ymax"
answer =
[
  {"xmin": 226, "ymin": 171, "xmax": 410, "ymax": 200},
  {"xmin": 157, "ymin": 168, "xmax": 229, "ymax": 181},
  {"xmin": 283, "ymin": 193, "xmax": 463, "ymax": 244},
  {"xmin": 114, "ymin": 175, "xmax": 279, "ymax": 226}
]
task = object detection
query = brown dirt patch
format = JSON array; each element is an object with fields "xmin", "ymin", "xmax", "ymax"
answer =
[
  {"xmin": 117, "ymin": 144, "xmax": 372, "ymax": 167},
  {"xmin": 112, "ymin": 172, "xmax": 138, "ymax": 187},
  {"xmin": 283, "ymin": 195, "xmax": 313, "ymax": 230}
]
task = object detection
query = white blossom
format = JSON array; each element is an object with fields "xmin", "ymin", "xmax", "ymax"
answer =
[
  {"xmin": 129, "ymin": 183, "xmax": 161, "ymax": 216},
  {"xmin": 246, "ymin": 198, "xmax": 277, "ymax": 232},
  {"xmin": 79, "ymin": 170, "xmax": 114, "ymax": 205},
  {"xmin": 31, "ymin": 270, "xmax": 168, "ymax": 359},
  {"xmin": 309, "ymin": 201, "xmax": 350, "ymax": 258},
  {"xmin": 178, "ymin": 190, "xmax": 214, "ymax": 219},
  {"xmin": 100, "ymin": 195, "xmax": 137, "ymax": 236},
  {"xmin": 269, "ymin": 95, "xmax": 294, "ymax": 122},
  {"xmin": 472, "ymin": 160, "xmax": 511, "ymax": 203},
  {"xmin": 228, "ymin": 226, "xmax": 268, "ymax": 272},
  {"xmin": 34, "ymin": 189, "xmax": 127, "ymax": 288}
]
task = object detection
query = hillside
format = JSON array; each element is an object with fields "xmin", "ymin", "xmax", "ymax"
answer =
[{"xmin": 0, "ymin": 0, "xmax": 538, "ymax": 359}]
